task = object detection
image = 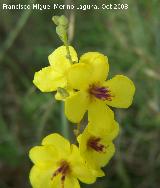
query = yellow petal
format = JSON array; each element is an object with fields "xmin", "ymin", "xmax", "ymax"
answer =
[
  {"xmin": 42, "ymin": 133, "xmax": 71, "ymax": 156},
  {"xmin": 29, "ymin": 166, "xmax": 53, "ymax": 188},
  {"xmin": 80, "ymin": 52, "xmax": 109, "ymax": 83},
  {"xmin": 33, "ymin": 66, "xmax": 66, "ymax": 92},
  {"xmin": 104, "ymin": 75, "xmax": 135, "ymax": 108},
  {"xmin": 64, "ymin": 176, "xmax": 80, "ymax": 188},
  {"xmin": 88, "ymin": 99, "xmax": 115, "ymax": 136},
  {"xmin": 110, "ymin": 121, "xmax": 120, "ymax": 140},
  {"xmin": 77, "ymin": 133, "xmax": 88, "ymax": 153},
  {"xmin": 96, "ymin": 169, "xmax": 105, "ymax": 177},
  {"xmin": 87, "ymin": 142, "xmax": 115, "ymax": 168},
  {"xmin": 72, "ymin": 163, "xmax": 97, "ymax": 184},
  {"xmin": 88, "ymin": 121, "xmax": 119, "ymax": 142},
  {"xmin": 97, "ymin": 140, "xmax": 115, "ymax": 167},
  {"xmin": 65, "ymin": 91, "xmax": 89, "ymax": 123},
  {"xmin": 70, "ymin": 145, "xmax": 98, "ymax": 184},
  {"xmin": 69, "ymin": 144, "xmax": 82, "ymax": 164},
  {"xmin": 67, "ymin": 63, "xmax": 92, "ymax": 90},
  {"xmin": 48, "ymin": 46, "xmax": 78, "ymax": 74},
  {"xmin": 51, "ymin": 174, "xmax": 80, "ymax": 188},
  {"xmin": 50, "ymin": 175, "xmax": 61, "ymax": 188},
  {"xmin": 29, "ymin": 146, "xmax": 59, "ymax": 168}
]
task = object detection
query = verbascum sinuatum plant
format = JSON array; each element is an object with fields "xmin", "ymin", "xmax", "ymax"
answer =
[{"xmin": 29, "ymin": 15, "xmax": 135, "ymax": 188}]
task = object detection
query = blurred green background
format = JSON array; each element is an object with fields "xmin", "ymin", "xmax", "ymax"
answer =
[{"xmin": 0, "ymin": 0, "xmax": 160, "ymax": 188}]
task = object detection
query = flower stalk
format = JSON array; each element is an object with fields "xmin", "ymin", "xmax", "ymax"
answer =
[
  {"xmin": 61, "ymin": 102, "xmax": 70, "ymax": 139},
  {"xmin": 52, "ymin": 15, "xmax": 73, "ymax": 64},
  {"xmin": 29, "ymin": 14, "xmax": 135, "ymax": 188}
]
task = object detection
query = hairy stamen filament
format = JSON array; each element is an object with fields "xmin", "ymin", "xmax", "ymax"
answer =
[
  {"xmin": 87, "ymin": 137, "xmax": 106, "ymax": 153},
  {"xmin": 51, "ymin": 160, "xmax": 70, "ymax": 188},
  {"xmin": 89, "ymin": 85, "xmax": 113, "ymax": 101}
]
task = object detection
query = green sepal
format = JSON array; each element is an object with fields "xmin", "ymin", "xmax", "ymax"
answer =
[
  {"xmin": 58, "ymin": 15, "xmax": 68, "ymax": 26},
  {"xmin": 52, "ymin": 16, "xmax": 60, "ymax": 25},
  {"xmin": 57, "ymin": 87, "xmax": 69, "ymax": 98}
]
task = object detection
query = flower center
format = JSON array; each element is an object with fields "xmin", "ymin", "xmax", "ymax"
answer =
[
  {"xmin": 89, "ymin": 84, "xmax": 113, "ymax": 101},
  {"xmin": 51, "ymin": 160, "xmax": 70, "ymax": 188},
  {"xmin": 87, "ymin": 137, "xmax": 106, "ymax": 153}
]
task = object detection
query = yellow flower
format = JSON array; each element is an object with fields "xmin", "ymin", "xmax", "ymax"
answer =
[
  {"xmin": 33, "ymin": 46, "xmax": 78, "ymax": 99},
  {"xmin": 65, "ymin": 52, "xmax": 135, "ymax": 123},
  {"xmin": 77, "ymin": 98, "xmax": 119, "ymax": 169},
  {"xmin": 29, "ymin": 133, "xmax": 103, "ymax": 188},
  {"xmin": 77, "ymin": 123, "xmax": 117, "ymax": 169}
]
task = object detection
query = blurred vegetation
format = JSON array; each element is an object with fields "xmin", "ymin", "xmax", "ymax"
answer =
[{"xmin": 0, "ymin": 0, "xmax": 160, "ymax": 188}]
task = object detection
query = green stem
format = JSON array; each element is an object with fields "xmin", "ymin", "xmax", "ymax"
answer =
[
  {"xmin": 64, "ymin": 35, "xmax": 73, "ymax": 64},
  {"xmin": 73, "ymin": 122, "xmax": 81, "ymax": 137},
  {"xmin": 61, "ymin": 102, "xmax": 69, "ymax": 139}
]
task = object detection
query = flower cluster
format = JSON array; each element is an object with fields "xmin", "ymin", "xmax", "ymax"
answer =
[{"xmin": 29, "ymin": 16, "xmax": 135, "ymax": 188}]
